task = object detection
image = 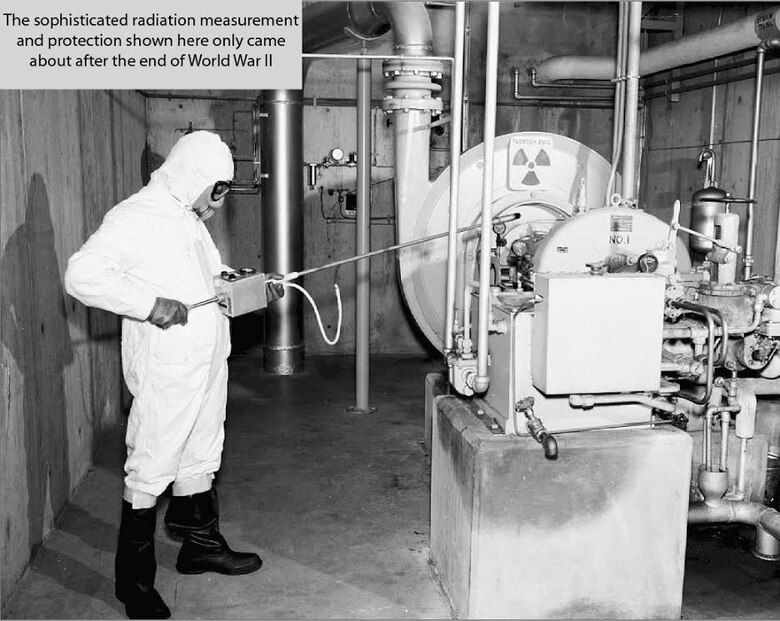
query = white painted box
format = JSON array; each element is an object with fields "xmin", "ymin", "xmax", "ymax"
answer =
[{"xmin": 532, "ymin": 273, "xmax": 665, "ymax": 394}]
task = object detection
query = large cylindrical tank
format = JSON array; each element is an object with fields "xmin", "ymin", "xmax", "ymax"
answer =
[{"xmin": 398, "ymin": 132, "xmax": 616, "ymax": 352}]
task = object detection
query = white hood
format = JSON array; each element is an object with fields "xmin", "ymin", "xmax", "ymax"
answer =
[{"xmin": 149, "ymin": 131, "xmax": 235, "ymax": 206}]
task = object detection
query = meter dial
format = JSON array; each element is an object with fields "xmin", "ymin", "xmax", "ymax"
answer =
[
  {"xmin": 637, "ymin": 253, "xmax": 659, "ymax": 273},
  {"xmin": 511, "ymin": 239, "xmax": 529, "ymax": 257},
  {"xmin": 492, "ymin": 221, "xmax": 507, "ymax": 236}
]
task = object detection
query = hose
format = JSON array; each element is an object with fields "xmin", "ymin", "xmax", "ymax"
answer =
[{"xmin": 282, "ymin": 282, "xmax": 342, "ymax": 346}]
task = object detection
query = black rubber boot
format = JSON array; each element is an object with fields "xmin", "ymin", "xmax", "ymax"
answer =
[
  {"xmin": 165, "ymin": 487, "xmax": 262, "ymax": 576},
  {"xmin": 115, "ymin": 501, "xmax": 171, "ymax": 619}
]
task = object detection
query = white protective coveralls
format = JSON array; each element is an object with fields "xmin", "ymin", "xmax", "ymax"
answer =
[{"xmin": 65, "ymin": 131, "xmax": 235, "ymax": 509}]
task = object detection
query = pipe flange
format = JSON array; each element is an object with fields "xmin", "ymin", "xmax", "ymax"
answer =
[
  {"xmin": 382, "ymin": 57, "xmax": 444, "ymax": 79},
  {"xmin": 382, "ymin": 95, "xmax": 444, "ymax": 115}
]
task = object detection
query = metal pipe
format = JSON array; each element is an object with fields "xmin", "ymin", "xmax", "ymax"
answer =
[
  {"xmin": 688, "ymin": 500, "xmax": 780, "ymax": 555},
  {"xmin": 568, "ymin": 393, "xmax": 676, "ymax": 413},
  {"xmin": 736, "ymin": 437, "xmax": 749, "ymax": 500},
  {"xmin": 644, "ymin": 63, "xmax": 780, "ymax": 100},
  {"xmin": 444, "ymin": 1, "xmax": 466, "ymax": 355},
  {"xmin": 462, "ymin": 2, "xmax": 472, "ymax": 152},
  {"xmin": 744, "ymin": 46, "xmax": 766, "ymax": 280},
  {"xmin": 705, "ymin": 408, "xmax": 713, "ymax": 471},
  {"xmin": 720, "ymin": 411, "xmax": 732, "ymax": 472},
  {"xmin": 710, "ymin": 308, "xmax": 729, "ymax": 366},
  {"xmin": 473, "ymin": 2, "xmax": 500, "ymax": 395},
  {"xmin": 621, "ymin": 1, "xmax": 642, "ymax": 202},
  {"xmin": 536, "ymin": 6, "xmax": 780, "ymax": 83},
  {"xmin": 462, "ymin": 283, "xmax": 472, "ymax": 345},
  {"xmin": 643, "ymin": 55, "xmax": 756, "ymax": 91},
  {"xmin": 382, "ymin": 2, "xmax": 433, "ymax": 56},
  {"xmin": 354, "ymin": 57, "xmax": 372, "ymax": 412},
  {"xmin": 671, "ymin": 300, "xmax": 716, "ymax": 405},
  {"xmin": 529, "ymin": 67, "xmax": 613, "ymax": 90},
  {"xmin": 511, "ymin": 68, "xmax": 614, "ymax": 104},
  {"xmin": 260, "ymin": 90, "xmax": 304, "ymax": 375},
  {"xmin": 303, "ymin": 53, "xmax": 453, "ymax": 62},
  {"xmin": 708, "ymin": 9, "xmax": 725, "ymax": 150},
  {"xmin": 607, "ymin": 1, "xmax": 629, "ymax": 204}
]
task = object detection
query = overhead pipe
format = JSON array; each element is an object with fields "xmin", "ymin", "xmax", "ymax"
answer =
[
  {"xmin": 473, "ymin": 2, "xmax": 500, "ymax": 395},
  {"xmin": 444, "ymin": 2, "xmax": 466, "ymax": 355},
  {"xmin": 621, "ymin": 2, "xmax": 642, "ymax": 203},
  {"xmin": 535, "ymin": 6, "xmax": 780, "ymax": 83},
  {"xmin": 260, "ymin": 90, "xmax": 305, "ymax": 374},
  {"xmin": 302, "ymin": 2, "xmax": 390, "ymax": 52}
]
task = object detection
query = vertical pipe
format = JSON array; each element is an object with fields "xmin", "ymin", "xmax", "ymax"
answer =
[
  {"xmin": 606, "ymin": 1, "xmax": 629, "ymax": 205},
  {"xmin": 621, "ymin": 1, "xmax": 642, "ymax": 202},
  {"xmin": 720, "ymin": 412, "xmax": 731, "ymax": 472},
  {"xmin": 260, "ymin": 90, "xmax": 304, "ymax": 374},
  {"xmin": 744, "ymin": 47, "xmax": 765, "ymax": 280},
  {"xmin": 444, "ymin": 2, "xmax": 466, "ymax": 354},
  {"xmin": 355, "ymin": 57, "xmax": 372, "ymax": 411},
  {"xmin": 473, "ymin": 2, "xmax": 500, "ymax": 394},
  {"xmin": 462, "ymin": 2, "xmax": 472, "ymax": 152},
  {"xmin": 737, "ymin": 437, "xmax": 749, "ymax": 499}
]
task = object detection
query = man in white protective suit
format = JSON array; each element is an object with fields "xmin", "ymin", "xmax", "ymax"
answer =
[{"xmin": 65, "ymin": 131, "xmax": 280, "ymax": 619}]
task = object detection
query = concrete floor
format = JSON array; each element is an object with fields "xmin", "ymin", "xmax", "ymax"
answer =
[{"xmin": 4, "ymin": 354, "xmax": 780, "ymax": 619}]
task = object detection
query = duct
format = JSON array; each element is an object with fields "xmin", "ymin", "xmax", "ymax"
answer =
[
  {"xmin": 535, "ymin": 6, "xmax": 780, "ymax": 83},
  {"xmin": 385, "ymin": 2, "xmax": 439, "ymax": 248},
  {"xmin": 302, "ymin": 2, "xmax": 390, "ymax": 52},
  {"xmin": 260, "ymin": 90, "xmax": 305, "ymax": 375}
]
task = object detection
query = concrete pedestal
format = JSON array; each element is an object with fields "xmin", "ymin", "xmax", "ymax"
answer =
[{"xmin": 431, "ymin": 395, "xmax": 692, "ymax": 619}]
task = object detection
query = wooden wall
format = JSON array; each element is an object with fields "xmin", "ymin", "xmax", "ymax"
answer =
[
  {"xmin": 641, "ymin": 4, "xmax": 780, "ymax": 278},
  {"xmin": 0, "ymin": 90, "xmax": 146, "ymax": 609}
]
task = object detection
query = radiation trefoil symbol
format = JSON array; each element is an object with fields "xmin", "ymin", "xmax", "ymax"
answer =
[{"xmin": 512, "ymin": 147, "xmax": 551, "ymax": 186}]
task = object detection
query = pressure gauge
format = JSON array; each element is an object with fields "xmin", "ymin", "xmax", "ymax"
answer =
[
  {"xmin": 511, "ymin": 239, "xmax": 528, "ymax": 257},
  {"xmin": 330, "ymin": 148, "xmax": 345, "ymax": 162},
  {"xmin": 637, "ymin": 253, "xmax": 659, "ymax": 273},
  {"xmin": 492, "ymin": 221, "xmax": 507, "ymax": 236}
]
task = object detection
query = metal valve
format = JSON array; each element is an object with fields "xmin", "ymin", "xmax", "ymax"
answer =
[{"xmin": 515, "ymin": 397, "xmax": 558, "ymax": 460}]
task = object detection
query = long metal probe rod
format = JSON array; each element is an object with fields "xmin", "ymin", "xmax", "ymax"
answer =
[
  {"xmin": 273, "ymin": 214, "xmax": 520, "ymax": 283},
  {"xmin": 474, "ymin": 1, "xmax": 500, "ymax": 394},
  {"xmin": 443, "ymin": 1, "xmax": 467, "ymax": 354},
  {"xmin": 355, "ymin": 56, "xmax": 372, "ymax": 413},
  {"xmin": 744, "ymin": 46, "xmax": 765, "ymax": 280}
]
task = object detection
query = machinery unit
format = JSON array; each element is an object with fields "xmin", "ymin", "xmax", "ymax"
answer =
[{"xmin": 416, "ymin": 132, "xmax": 780, "ymax": 619}]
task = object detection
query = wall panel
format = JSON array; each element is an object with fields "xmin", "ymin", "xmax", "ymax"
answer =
[{"xmin": 0, "ymin": 90, "xmax": 145, "ymax": 611}]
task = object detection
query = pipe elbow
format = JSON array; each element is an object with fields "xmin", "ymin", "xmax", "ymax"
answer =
[
  {"xmin": 380, "ymin": 2, "xmax": 433, "ymax": 56},
  {"xmin": 472, "ymin": 374, "xmax": 490, "ymax": 394}
]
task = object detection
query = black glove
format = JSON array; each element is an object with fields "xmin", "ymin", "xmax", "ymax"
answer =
[
  {"xmin": 265, "ymin": 274, "xmax": 285, "ymax": 304},
  {"xmin": 147, "ymin": 297, "xmax": 188, "ymax": 329}
]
